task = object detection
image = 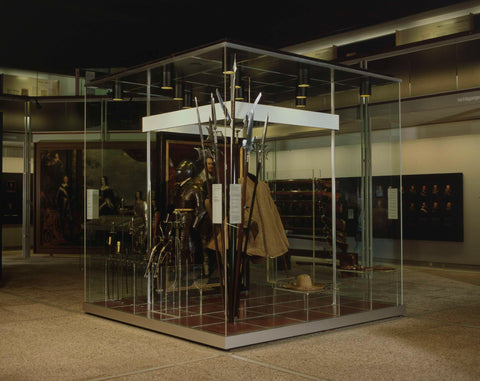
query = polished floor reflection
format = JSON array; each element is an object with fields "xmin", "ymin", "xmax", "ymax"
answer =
[{"xmin": 1, "ymin": 251, "xmax": 479, "ymax": 380}]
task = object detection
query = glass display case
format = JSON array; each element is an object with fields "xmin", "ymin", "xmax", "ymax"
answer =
[{"xmin": 83, "ymin": 41, "xmax": 403, "ymax": 349}]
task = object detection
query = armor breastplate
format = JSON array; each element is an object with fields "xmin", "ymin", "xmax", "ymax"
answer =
[{"xmin": 174, "ymin": 179, "xmax": 201, "ymax": 211}]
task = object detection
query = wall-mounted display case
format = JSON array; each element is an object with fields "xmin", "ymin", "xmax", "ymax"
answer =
[{"xmin": 83, "ymin": 41, "xmax": 403, "ymax": 349}]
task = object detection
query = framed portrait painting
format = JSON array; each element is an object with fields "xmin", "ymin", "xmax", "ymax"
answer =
[{"xmin": 35, "ymin": 142, "xmax": 84, "ymax": 253}]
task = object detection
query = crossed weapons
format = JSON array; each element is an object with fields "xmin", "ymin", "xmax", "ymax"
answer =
[
  {"xmin": 193, "ymin": 87, "xmax": 268, "ymax": 321},
  {"xmin": 144, "ymin": 64, "xmax": 269, "ymax": 321}
]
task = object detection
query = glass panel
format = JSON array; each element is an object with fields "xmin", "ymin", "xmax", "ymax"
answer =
[
  {"xmin": 335, "ymin": 78, "xmax": 402, "ymax": 310},
  {"xmin": 150, "ymin": 133, "xmax": 226, "ymax": 330},
  {"xmin": 84, "ymin": 98, "xmax": 149, "ymax": 314}
]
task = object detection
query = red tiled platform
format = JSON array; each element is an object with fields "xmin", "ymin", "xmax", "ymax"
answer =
[{"xmin": 91, "ymin": 286, "xmax": 397, "ymax": 336}]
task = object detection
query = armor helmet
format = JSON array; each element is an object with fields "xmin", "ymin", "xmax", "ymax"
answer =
[{"xmin": 175, "ymin": 160, "xmax": 196, "ymax": 182}]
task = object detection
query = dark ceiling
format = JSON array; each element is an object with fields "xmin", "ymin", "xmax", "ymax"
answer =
[{"xmin": 0, "ymin": 0, "xmax": 469, "ymax": 75}]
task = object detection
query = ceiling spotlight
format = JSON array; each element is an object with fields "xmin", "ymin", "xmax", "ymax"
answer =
[
  {"xmin": 235, "ymin": 71, "xmax": 243, "ymax": 89},
  {"xmin": 296, "ymin": 97, "xmax": 306, "ymax": 108},
  {"xmin": 161, "ymin": 64, "xmax": 173, "ymax": 90},
  {"xmin": 182, "ymin": 88, "xmax": 193, "ymax": 109},
  {"xmin": 296, "ymin": 86, "xmax": 307, "ymax": 99},
  {"xmin": 360, "ymin": 78, "xmax": 371, "ymax": 97},
  {"xmin": 298, "ymin": 67, "xmax": 310, "ymax": 88},
  {"xmin": 235, "ymin": 86, "xmax": 244, "ymax": 101},
  {"xmin": 174, "ymin": 80, "xmax": 184, "ymax": 101},
  {"xmin": 112, "ymin": 81, "xmax": 123, "ymax": 101},
  {"xmin": 223, "ymin": 52, "xmax": 235, "ymax": 75}
]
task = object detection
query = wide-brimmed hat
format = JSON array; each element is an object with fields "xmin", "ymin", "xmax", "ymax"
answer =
[{"xmin": 283, "ymin": 274, "xmax": 326, "ymax": 291}]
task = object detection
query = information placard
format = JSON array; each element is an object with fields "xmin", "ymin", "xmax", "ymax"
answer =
[
  {"xmin": 229, "ymin": 184, "xmax": 242, "ymax": 224},
  {"xmin": 212, "ymin": 184, "xmax": 222, "ymax": 224},
  {"xmin": 388, "ymin": 188, "xmax": 398, "ymax": 220},
  {"xmin": 87, "ymin": 189, "xmax": 99, "ymax": 220}
]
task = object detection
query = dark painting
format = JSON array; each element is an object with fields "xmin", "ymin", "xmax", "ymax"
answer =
[
  {"xmin": 401, "ymin": 173, "xmax": 463, "ymax": 242},
  {"xmin": 1, "ymin": 173, "xmax": 24, "ymax": 224},
  {"xmin": 36, "ymin": 144, "xmax": 84, "ymax": 252},
  {"xmin": 336, "ymin": 173, "xmax": 463, "ymax": 242}
]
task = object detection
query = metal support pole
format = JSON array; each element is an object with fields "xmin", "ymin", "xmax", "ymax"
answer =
[
  {"xmin": 330, "ymin": 69, "xmax": 337, "ymax": 304},
  {"xmin": 359, "ymin": 60, "xmax": 373, "ymax": 269},
  {"xmin": 360, "ymin": 97, "xmax": 371, "ymax": 267},
  {"xmin": 22, "ymin": 101, "xmax": 32, "ymax": 259},
  {"xmin": 360, "ymin": 98, "xmax": 373, "ymax": 267},
  {"xmin": 147, "ymin": 69, "xmax": 152, "ymax": 306}
]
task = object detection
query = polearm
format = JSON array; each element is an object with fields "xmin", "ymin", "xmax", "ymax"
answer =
[
  {"xmin": 229, "ymin": 59, "xmax": 238, "ymax": 322},
  {"xmin": 231, "ymin": 93, "xmax": 262, "ymax": 318},
  {"xmin": 194, "ymin": 97, "xmax": 225, "ymax": 296},
  {"xmin": 194, "ymin": 96, "xmax": 212, "ymax": 203},
  {"xmin": 216, "ymin": 87, "xmax": 238, "ymax": 321},
  {"xmin": 209, "ymin": 93, "xmax": 227, "ymax": 271},
  {"xmin": 240, "ymin": 114, "xmax": 269, "ymax": 283},
  {"xmin": 208, "ymin": 94, "xmax": 226, "ymax": 293}
]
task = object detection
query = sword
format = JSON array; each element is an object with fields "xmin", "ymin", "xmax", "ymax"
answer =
[{"xmin": 144, "ymin": 239, "xmax": 163, "ymax": 278}]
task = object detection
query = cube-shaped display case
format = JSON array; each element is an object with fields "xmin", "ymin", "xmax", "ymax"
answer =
[{"xmin": 83, "ymin": 41, "xmax": 404, "ymax": 349}]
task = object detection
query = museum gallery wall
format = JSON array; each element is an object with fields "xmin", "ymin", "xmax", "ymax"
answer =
[
  {"xmin": 272, "ymin": 173, "xmax": 463, "ymax": 246},
  {"xmin": 33, "ymin": 144, "xmax": 463, "ymax": 253}
]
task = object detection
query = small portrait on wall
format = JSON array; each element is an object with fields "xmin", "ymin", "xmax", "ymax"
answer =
[
  {"xmin": 6, "ymin": 180, "xmax": 16, "ymax": 192},
  {"xmin": 1, "ymin": 174, "xmax": 24, "ymax": 224}
]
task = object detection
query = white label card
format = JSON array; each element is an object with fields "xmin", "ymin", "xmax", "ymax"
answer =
[
  {"xmin": 387, "ymin": 188, "xmax": 398, "ymax": 220},
  {"xmin": 212, "ymin": 184, "xmax": 222, "ymax": 224},
  {"xmin": 87, "ymin": 189, "xmax": 99, "ymax": 220},
  {"xmin": 229, "ymin": 184, "xmax": 242, "ymax": 224}
]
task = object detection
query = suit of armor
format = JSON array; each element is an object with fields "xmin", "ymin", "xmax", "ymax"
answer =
[{"xmin": 173, "ymin": 160, "xmax": 206, "ymax": 263}]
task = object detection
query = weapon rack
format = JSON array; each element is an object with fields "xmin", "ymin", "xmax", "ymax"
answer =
[{"xmin": 268, "ymin": 178, "xmax": 357, "ymax": 268}]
